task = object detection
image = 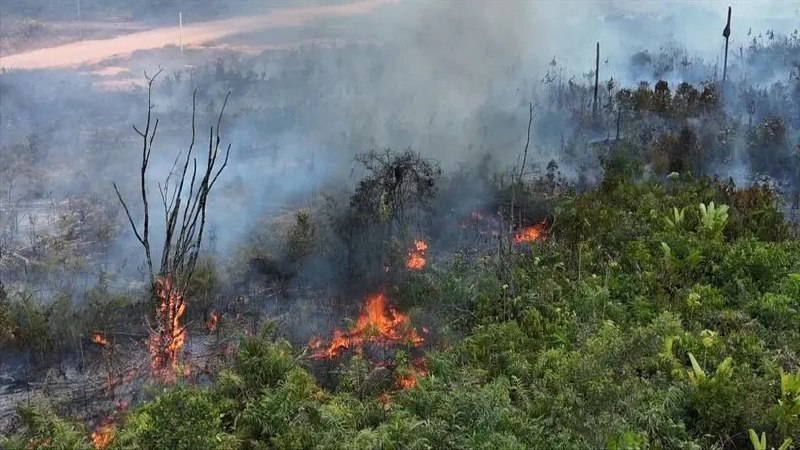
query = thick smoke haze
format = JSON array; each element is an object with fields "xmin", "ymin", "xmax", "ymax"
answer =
[{"xmin": 1, "ymin": 0, "xmax": 799, "ymax": 289}]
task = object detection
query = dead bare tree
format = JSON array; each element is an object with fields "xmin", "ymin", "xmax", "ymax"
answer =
[
  {"xmin": 113, "ymin": 70, "xmax": 231, "ymax": 294},
  {"xmin": 517, "ymin": 101, "xmax": 534, "ymax": 183},
  {"xmin": 113, "ymin": 70, "xmax": 232, "ymax": 381},
  {"xmin": 722, "ymin": 6, "xmax": 732, "ymax": 83},
  {"xmin": 593, "ymin": 41, "xmax": 600, "ymax": 119}
]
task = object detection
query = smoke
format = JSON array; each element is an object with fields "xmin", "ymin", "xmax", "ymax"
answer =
[{"xmin": 1, "ymin": 0, "xmax": 799, "ymax": 292}]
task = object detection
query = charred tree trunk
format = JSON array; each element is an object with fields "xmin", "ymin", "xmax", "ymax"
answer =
[
  {"xmin": 593, "ymin": 42, "xmax": 600, "ymax": 120},
  {"xmin": 722, "ymin": 6, "xmax": 732, "ymax": 83}
]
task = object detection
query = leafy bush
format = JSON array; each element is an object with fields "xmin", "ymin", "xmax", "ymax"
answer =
[{"xmin": 0, "ymin": 399, "xmax": 88, "ymax": 450}]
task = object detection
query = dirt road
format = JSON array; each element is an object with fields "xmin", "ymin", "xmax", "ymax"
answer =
[{"xmin": 0, "ymin": 0, "xmax": 392, "ymax": 71}]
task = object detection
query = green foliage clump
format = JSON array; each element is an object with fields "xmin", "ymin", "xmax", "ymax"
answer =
[
  {"xmin": 8, "ymin": 175, "xmax": 800, "ymax": 450},
  {"xmin": 112, "ymin": 387, "xmax": 238, "ymax": 450},
  {"xmin": 0, "ymin": 399, "xmax": 88, "ymax": 450}
]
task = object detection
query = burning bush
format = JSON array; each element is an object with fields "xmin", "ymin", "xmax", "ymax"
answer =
[
  {"xmin": 309, "ymin": 292, "xmax": 424, "ymax": 360},
  {"xmin": 335, "ymin": 149, "xmax": 441, "ymax": 281},
  {"xmin": 149, "ymin": 275, "xmax": 187, "ymax": 382},
  {"xmin": 514, "ymin": 220, "xmax": 548, "ymax": 244},
  {"xmin": 91, "ymin": 419, "xmax": 116, "ymax": 450}
]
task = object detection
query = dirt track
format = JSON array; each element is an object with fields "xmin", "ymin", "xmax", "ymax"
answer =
[{"xmin": 0, "ymin": 0, "xmax": 391, "ymax": 70}]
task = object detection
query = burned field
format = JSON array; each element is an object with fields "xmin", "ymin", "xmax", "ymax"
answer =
[{"xmin": 3, "ymin": 1, "xmax": 800, "ymax": 449}]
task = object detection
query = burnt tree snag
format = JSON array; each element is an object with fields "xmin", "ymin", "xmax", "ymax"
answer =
[
  {"xmin": 722, "ymin": 6, "xmax": 731, "ymax": 83},
  {"xmin": 113, "ymin": 70, "xmax": 232, "ymax": 295},
  {"xmin": 593, "ymin": 41, "xmax": 600, "ymax": 120}
]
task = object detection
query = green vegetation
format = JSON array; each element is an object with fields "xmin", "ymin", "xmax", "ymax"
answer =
[{"xmin": 5, "ymin": 171, "xmax": 799, "ymax": 449}]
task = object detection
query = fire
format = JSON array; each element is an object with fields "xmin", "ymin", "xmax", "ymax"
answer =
[
  {"xmin": 91, "ymin": 333, "xmax": 110, "ymax": 347},
  {"xmin": 396, "ymin": 357, "xmax": 429, "ymax": 389},
  {"xmin": 514, "ymin": 220, "xmax": 547, "ymax": 244},
  {"xmin": 149, "ymin": 275, "xmax": 187, "ymax": 382},
  {"xmin": 206, "ymin": 310, "xmax": 219, "ymax": 332},
  {"xmin": 395, "ymin": 372, "xmax": 419, "ymax": 389},
  {"xmin": 311, "ymin": 292, "xmax": 424, "ymax": 359},
  {"xmin": 91, "ymin": 419, "xmax": 116, "ymax": 450},
  {"xmin": 406, "ymin": 239, "xmax": 428, "ymax": 270}
]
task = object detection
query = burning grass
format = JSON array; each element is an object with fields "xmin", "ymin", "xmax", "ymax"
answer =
[
  {"xmin": 91, "ymin": 418, "xmax": 116, "ymax": 450},
  {"xmin": 394, "ymin": 357, "xmax": 428, "ymax": 389},
  {"xmin": 91, "ymin": 333, "xmax": 110, "ymax": 347},
  {"xmin": 405, "ymin": 239, "xmax": 428, "ymax": 270},
  {"xmin": 309, "ymin": 292, "xmax": 425, "ymax": 360},
  {"xmin": 514, "ymin": 220, "xmax": 548, "ymax": 244}
]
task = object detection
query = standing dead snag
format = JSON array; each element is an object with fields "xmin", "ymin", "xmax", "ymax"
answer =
[
  {"xmin": 593, "ymin": 41, "xmax": 600, "ymax": 120},
  {"xmin": 722, "ymin": 6, "xmax": 731, "ymax": 83},
  {"xmin": 517, "ymin": 101, "xmax": 534, "ymax": 184},
  {"xmin": 113, "ymin": 71, "xmax": 232, "ymax": 381}
]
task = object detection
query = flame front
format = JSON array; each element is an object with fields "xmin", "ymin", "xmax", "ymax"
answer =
[
  {"xmin": 91, "ymin": 333, "xmax": 110, "ymax": 347},
  {"xmin": 406, "ymin": 239, "xmax": 428, "ymax": 270},
  {"xmin": 514, "ymin": 220, "xmax": 547, "ymax": 244},
  {"xmin": 149, "ymin": 275, "xmax": 186, "ymax": 382},
  {"xmin": 311, "ymin": 292, "xmax": 424, "ymax": 359},
  {"xmin": 91, "ymin": 419, "xmax": 116, "ymax": 449}
]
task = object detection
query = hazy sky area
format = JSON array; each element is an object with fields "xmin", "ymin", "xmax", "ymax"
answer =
[{"xmin": 2, "ymin": 0, "xmax": 799, "ymax": 75}]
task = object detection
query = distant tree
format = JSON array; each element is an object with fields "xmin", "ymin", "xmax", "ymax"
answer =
[
  {"xmin": 673, "ymin": 82, "xmax": 700, "ymax": 118},
  {"xmin": 747, "ymin": 116, "xmax": 789, "ymax": 175},
  {"xmin": 652, "ymin": 80, "xmax": 671, "ymax": 113}
]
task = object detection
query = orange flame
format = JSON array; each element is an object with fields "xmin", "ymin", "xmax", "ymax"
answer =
[
  {"xmin": 395, "ymin": 371, "xmax": 419, "ymax": 389},
  {"xmin": 514, "ymin": 220, "xmax": 547, "ymax": 244},
  {"xmin": 406, "ymin": 239, "xmax": 428, "ymax": 270},
  {"xmin": 91, "ymin": 333, "xmax": 110, "ymax": 347},
  {"xmin": 149, "ymin": 275, "xmax": 186, "ymax": 382},
  {"xmin": 91, "ymin": 419, "xmax": 116, "ymax": 450},
  {"xmin": 311, "ymin": 292, "xmax": 424, "ymax": 359},
  {"xmin": 396, "ymin": 357, "xmax": 429, "ymax": 389},
  {"xmin": 206, "ymin": 310, "xmax": 219, "ymax": 333}
]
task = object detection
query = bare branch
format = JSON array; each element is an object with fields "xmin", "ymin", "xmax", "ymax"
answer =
[
  {"xmin": 518, "ymin": 102, "xmax": 534, "ymax": 183},
  {"xmin": 112, "ymin": 182, "xmax": 144, "ymax": 246},
  {"xmin": 114, "ymin": 74, "xmax": 231, "ymax": 296}
]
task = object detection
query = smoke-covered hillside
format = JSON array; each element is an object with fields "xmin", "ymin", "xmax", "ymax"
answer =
[{"xmin": 1, "ymin": 1, "xmax": 800, "ymax": 449}]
